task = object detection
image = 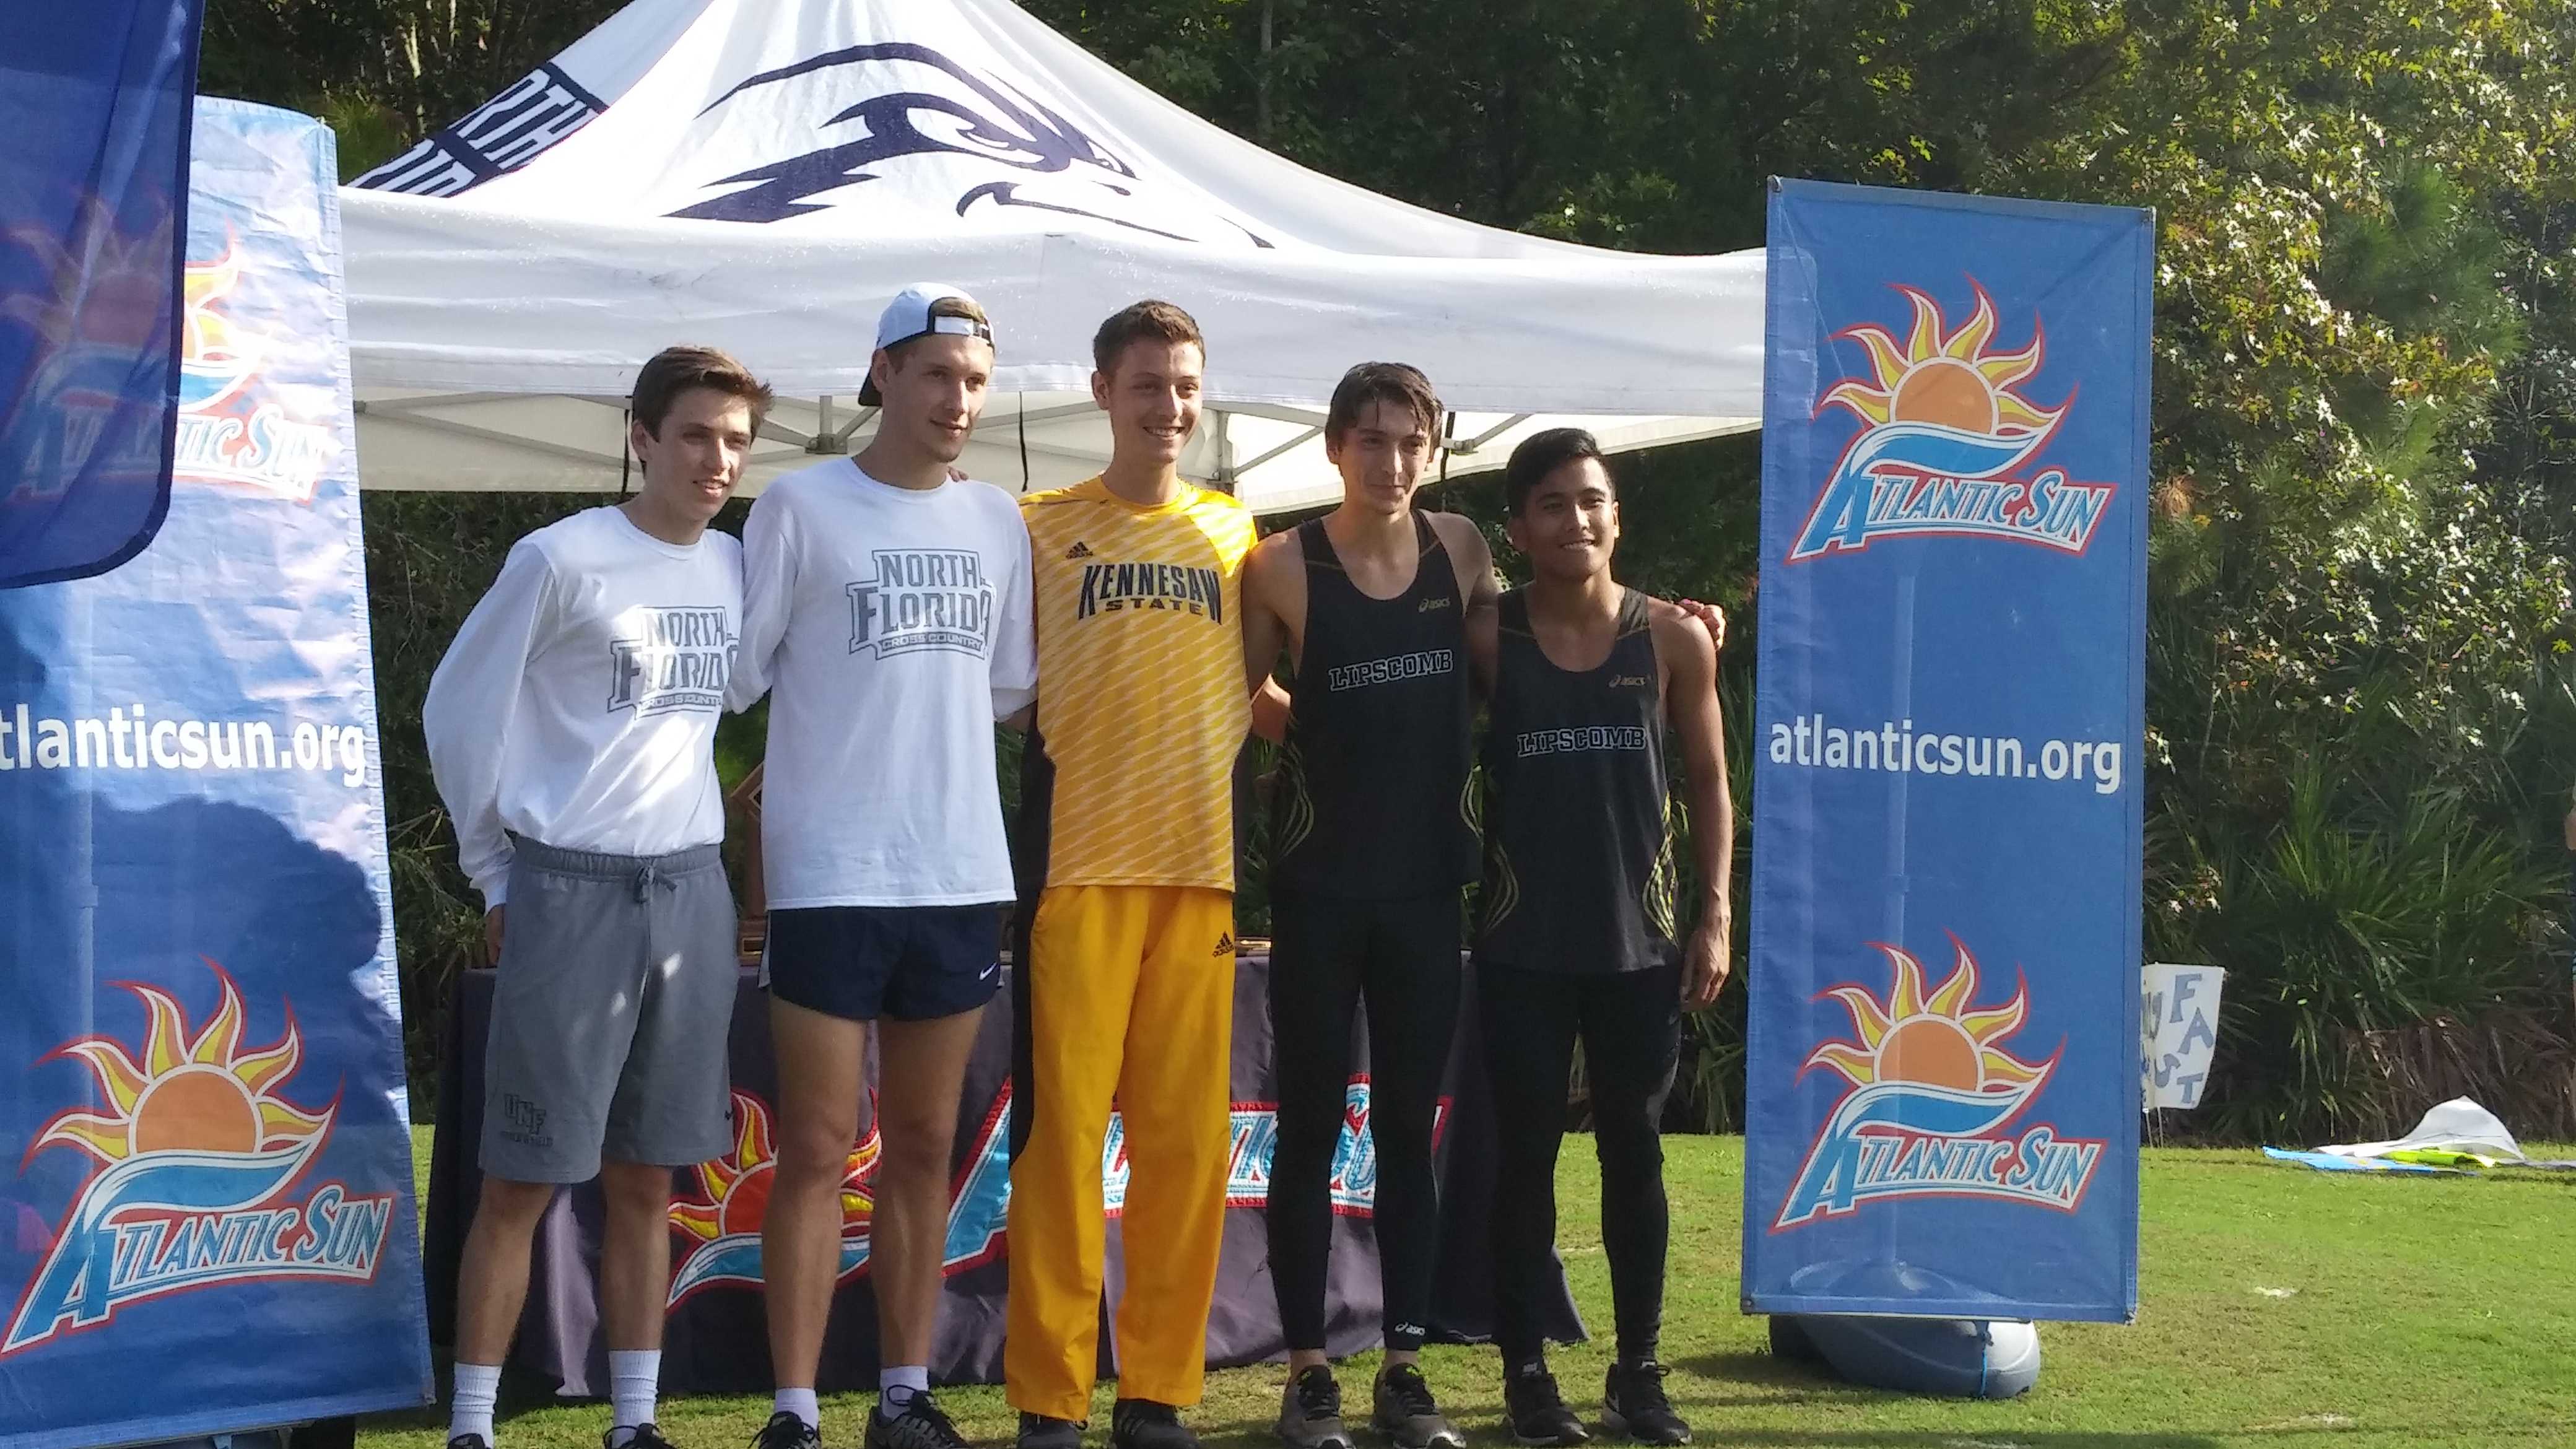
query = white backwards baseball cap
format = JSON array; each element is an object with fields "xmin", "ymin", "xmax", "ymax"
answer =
[{"xmin": 857, "ymin": 283, "xmax": 995, "ymax": 406}]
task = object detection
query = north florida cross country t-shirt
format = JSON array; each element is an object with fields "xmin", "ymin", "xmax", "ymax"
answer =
[
  {"xmin": 424, "ymin": 505, "xmax": 742, "ymax": 908},
  {"xmin": 729, "ymin": 459, "xmax": 1037, "ymax": 908}
]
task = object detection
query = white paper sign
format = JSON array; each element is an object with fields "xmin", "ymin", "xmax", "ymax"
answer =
[{"xmin": 2141, "ymin": 963, "xmax": 2224, "ymax": 1110}]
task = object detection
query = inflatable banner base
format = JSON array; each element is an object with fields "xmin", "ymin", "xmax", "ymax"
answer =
[{"xmin": 1769, "ymin": 1315, "xmax": 2042, "ymax": 1399}]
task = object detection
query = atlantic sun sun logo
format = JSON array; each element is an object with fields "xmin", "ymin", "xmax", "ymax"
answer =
[
  {"xmin": 1802, "ymin": 937, "xmax": 2048, "ymax": 1098},
  {"xmin": 1773, "ymin": 934, "xmax": 2102, "ymax": 1230},
  {"xmin": 178, "ymin": 245, "xmax": 261, "ymax": 416},
  {"xmin": 1819, "ymin": 285, "xmax": 2061, "ymax": 439},
  {"xmin": 165, "ymin": 237, "xmax": 337, "ymax": 503},
  {"xmin": 666, "ymin": 1090, "xmax": 880, "ymax": 1307},
  {"xmin": 36, "ymin": 965, "xmax": 329, "ymax": 1167},
  {"xmin": 1786, "ymin": 281, "xmax": 2112, "ymax": 562},
  {"xmin": 7, "ymin": 961, "xmax": 394, "ymax": 1357}
]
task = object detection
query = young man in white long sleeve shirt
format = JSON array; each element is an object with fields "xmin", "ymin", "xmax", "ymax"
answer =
[
  {"xmin": 733, "ymin": 287, "xmax": 1036, "ymax": 1449},
  {"xmin": 424, "ymin": 346, "xmax": 773, "ymax": 1449}
]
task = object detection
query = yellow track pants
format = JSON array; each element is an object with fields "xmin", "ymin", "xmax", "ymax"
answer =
[{"xmin": 1006, "ymin": 884, "xmax": 1236, "ymax": 1419}]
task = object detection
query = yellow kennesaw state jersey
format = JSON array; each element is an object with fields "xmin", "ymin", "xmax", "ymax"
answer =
[{"xmin": 1022, "ymin": 476, "xmax": 1256, "ymax": 890}]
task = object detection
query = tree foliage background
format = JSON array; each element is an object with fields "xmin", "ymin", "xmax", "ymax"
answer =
[{"xmin": 201, "ymin": 0, "xmax": 2576, "ymax": 1139}]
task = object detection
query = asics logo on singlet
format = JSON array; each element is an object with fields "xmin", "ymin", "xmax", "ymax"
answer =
[
  {"xmin": 847, "ymin": 548, "xmax": 996, "ymax": 658},
  {"xmin": 1610, "ymin": 674, "xmax": 1651, "ymax": 688},
  {"xmin": 609, "ymin": 606, "xmax": 733, "ymax": 716},
  {"xmin": 1326, "ymin": 649, "xmax": 1453, "ymax": 692},
  {"xmin": 1517, "ymin": 725, "xmax": 1648, "ymax": 757},
  {"xmin": 1417, "ymin": 595, "xmax": 1452, "ymax": 612},
  {"xmin": 1074, "ymin": 560, "xmax": 1224, "ymax": 622}
]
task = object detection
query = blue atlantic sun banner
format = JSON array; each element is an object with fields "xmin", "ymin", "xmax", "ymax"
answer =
[
  {"xmin": 0, "ymin": 102, "xmax": 432, "ymax": 1448},
  {"xmin": 0, "ymin": 1, "xmax": 203, "ymax": 590},
  {"xmin": 1743, "ymin": 180, "xmax": 2147, "ymax": 1322}
]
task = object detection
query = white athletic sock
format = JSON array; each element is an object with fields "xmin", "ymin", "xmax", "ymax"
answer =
[
  {"xmin": 450, "ymin": 1362, "xmax": 503, "ymax": 1446},
  {"xmin": 774, "ymin": 1388, "xmax": 821, "ymax": 1430},
  {"xmin": 606, "ymin": 1351, "xmax": 659, "ymax": 1444},
  {"xmin": 877, "ymin": 1365, "xmax": 930, "ymax": 1418}
]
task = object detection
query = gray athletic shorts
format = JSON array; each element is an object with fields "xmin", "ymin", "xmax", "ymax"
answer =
[{"xmin": 480, "ymin": 837, "xmax": 738, "ymax": 1183}]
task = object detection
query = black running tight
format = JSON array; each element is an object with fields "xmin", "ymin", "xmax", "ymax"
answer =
[
  {"xmin": 1479, "ymin": 959, "xmax": 1682, "ymax": 1367},
  {"xmin": 1265, "ymin": 889, "xmax": 1464, "ymax": 1353}
]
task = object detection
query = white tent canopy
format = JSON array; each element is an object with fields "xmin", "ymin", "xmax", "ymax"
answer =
[{"xmin": 341, "ymin": 0, "xmax": 1765, "ymax": 515}]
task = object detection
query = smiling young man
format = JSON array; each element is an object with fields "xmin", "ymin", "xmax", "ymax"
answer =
[
  {"xmin": 1238, "ymin": 362, "xmax": 1495, "ymax": 1449},
  {"xmin": 425, "ymin": 345, "xmax": 770, "ymax": 1449},
  {"xmin": 1006, "ymin": 300, "xmax": 1256, "ymax": 1449},
  {"xmin": 1476, "ymin": 429, "xmax": 1732, "ymax": 1448},
  {"xmin": 730, "ymin": 287, "xmax": 1037, "ymax": 1449}
]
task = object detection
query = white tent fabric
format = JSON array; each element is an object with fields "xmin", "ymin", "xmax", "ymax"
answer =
[{"xmin": 341, "ymin": 0, "xmax": 1765, "ymax": 514}]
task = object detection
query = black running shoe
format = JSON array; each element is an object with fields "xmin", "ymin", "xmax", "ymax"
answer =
[
  {"xmin": 869, "ymin": 1394, "xmax": 970, "ymax": 1449},
  {"xmin": 1601, "ymin": 1362, "xmax": 1689, "ymax": 1445},
  {"xmin": 611, "ymin": 1427, "xmax": 683, "ymax": 1449},
  {"xmin": 1017, "ymin": 1413, "xmax": 1085, "ymax": 1449},
  {"xmin": 754, "ymin": 1412, "xmax": 822, "ymax": 1449},
  {"xmin": 1503, "ymin": 1364, "xmax": 1588, "ymax": 1447},
  {"xmin": 1277, "ymin": 1365, "xmax": 1352, "ymax": 1449},
  {"xmin": 1110, "ymin": 1399, "xmax": 1201, "ymax": 1449},
  {"xmin": 449, "ymin": 1436, "xmax": 492, "ymax": 1449},
  {"xmin": 1371, "ymin": 1365, "xmax": 1462, "ymax": 1449}
]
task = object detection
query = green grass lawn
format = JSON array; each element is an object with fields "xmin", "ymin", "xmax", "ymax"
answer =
[{"xmin": 372, "ymin": 1133, "xmax": 2576, "ymax": 1449}]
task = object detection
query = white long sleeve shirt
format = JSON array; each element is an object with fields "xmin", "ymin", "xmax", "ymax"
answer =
[
  {"xmin": 728, "ymin": 460, "xmax": 1036, "ymax": 908},
  {"xmin": 424, "ymin": 506, "xmax": 741, "ymax": 908}
]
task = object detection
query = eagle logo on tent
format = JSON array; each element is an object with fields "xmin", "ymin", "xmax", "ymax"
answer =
[{"xmin": 671, "ymin": 42, "xmax": 1274, "ymax": 248}]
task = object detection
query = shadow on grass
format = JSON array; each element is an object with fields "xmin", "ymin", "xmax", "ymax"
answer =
[
  {"xmin": 1669, "ymin": 1423, "xmax": 2215, "ymax": 1434},
  {"xmin": 1664, "ymin": 1349, "xmax": 1905, "ymax": 1407},
  {"xmin": 1180, "ymin": 1409, "xmax": 2252, "ymax": 1449},
  {"xmin": 1628, "ymin": 1423, "xmax": 2576, "ymax": 1434}
]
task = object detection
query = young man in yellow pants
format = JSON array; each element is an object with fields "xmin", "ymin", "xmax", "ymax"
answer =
[{"xmin": 1007, "ymin": 299, "xmax": 1256, "ymax": 1449}]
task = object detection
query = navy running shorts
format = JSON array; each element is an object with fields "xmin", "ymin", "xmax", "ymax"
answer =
[{"xmin": 762, "ymin": 904, "xmax": 1004, "ymax": 1022}]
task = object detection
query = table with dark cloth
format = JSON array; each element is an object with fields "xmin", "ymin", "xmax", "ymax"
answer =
[{"xmin": 425, "ymin": 951, "xmax": 1582, "ymax": 1396}]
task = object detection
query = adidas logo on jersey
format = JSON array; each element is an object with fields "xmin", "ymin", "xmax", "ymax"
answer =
[
  {"xmin": 1212, "ymin": 931, "xmax": 1236, "ymax": 957},
  {"xmin": 1064, "ymin": 541, "xmax": 1095, "ymax": 560}
]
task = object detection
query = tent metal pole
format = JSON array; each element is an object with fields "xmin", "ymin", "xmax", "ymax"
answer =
[
  {"xmin": 362, "ymin": 408, "xmax": 631, "ymax": 471},
  {"xmin": 1235, "ymin": 425, "xmax": 1322, "ymax": 478},
  {"xmin": 1456, "ymin": 412, "xmax": 1532, "ymax": 454},
  {"xmin": 990, "ymin": 401, "xmax": 1103, "ymax": 430},
  {"xmin": 357, "ymin": 391, "xmax": 593, "ymax": 412},
  {"xmin": 991, "ymin": 434, "xmax": 1138, "ymax": 469},
  {"xmin": 811, "ymin": 394, "xmax": 839, "ymax": 454},
  {"xmin": 1195, "ymin": 400, "xmax": 1330, "ymax": 429}
]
